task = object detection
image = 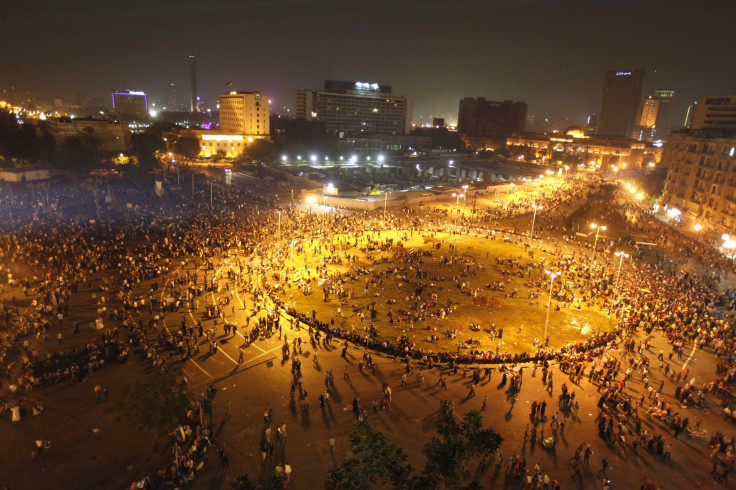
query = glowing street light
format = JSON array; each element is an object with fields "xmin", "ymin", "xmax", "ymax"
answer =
[
  {"xmin": 614, "ymin": 251, "xmax": 630, "ymax": 300},
  {"xmin": 306, "ymin": 195, "xmax": 316, "ymax": 213},
  {"xmin": 462, "ymin": 184, "xmax": 469, "ymax": 204},
  {"xmin": 452, "ymin": 192, "xmax": 464, "ymax": 233},
  {"xmin": 529, "ymin": 204, "xmax": 542, "ymax": 243},
  {"xmin": 544, "ymin": 270, "xmax": 561, "ymax": 342},
  {"xmin": 591, "ymin": 223, "xmax": 607, "ymax": 261}
]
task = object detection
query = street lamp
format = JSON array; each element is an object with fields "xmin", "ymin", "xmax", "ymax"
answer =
[
  {"xmin": 452, "ymin": 192, "xmax": 464, "ymax": 233},
  {"xmin": 529, "ymin": 204, "xmax": 542, "ymax": 243},
  {"xmin": 462, "ymin": 185, "xmax": 469, "ymax": 205},
  {"xmin": 694, "ymin": 223, "xmax": 702, "ymax": 243},
  {"xmin": 306, "ymin": 195, "xmax": 316, "ymax": 213},
  {"xmin": 614, "ymin": 251, "xmax": 630, "ymax": 299},
  {"xmin": 383, "ymin": 191, "xmax": 389, "ymax": 221},
  {"xmin": 544, "ymin": 270, "xmax": 560, "ymax": 342},
  {"xmin": 590, "ymin": 223, "xmax": 607, "ymax": 261}
]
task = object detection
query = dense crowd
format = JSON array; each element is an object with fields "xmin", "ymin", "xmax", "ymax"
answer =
[{"xmin": 1, "ymin": 170, "xmax": 735, "ymax": 488}]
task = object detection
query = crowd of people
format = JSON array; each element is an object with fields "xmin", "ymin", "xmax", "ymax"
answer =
[{"xmin": 0, "ymin": 169, "xmax": 734, "ymax": 488}]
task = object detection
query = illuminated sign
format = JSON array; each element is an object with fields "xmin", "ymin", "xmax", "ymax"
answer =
[
  {"xmin": 616, "ymin": 72, "xmax": 632, "ymax": 76},
  {"xmin": 201, "ymin": 134, "xmax": 244, "ymax": 141},
  {"xmin": 355, "ymin": 82, "xmax": 380, "ymax": 91}
]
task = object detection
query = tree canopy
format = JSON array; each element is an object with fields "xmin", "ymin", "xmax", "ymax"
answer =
[
  {"xmin": 173, "ymin": 135, "xmax": 200, "ymax": 159},
  {"xmin": 326, "ymin": 422, "xmax": 411, "ymax": 490},
  {"xmin": 421, "ymin": 410, "xmax": 503, "ymax": 488},
  {"xmin": 114, "ymin": 366, "xmax": 192, "ymax": 436}
]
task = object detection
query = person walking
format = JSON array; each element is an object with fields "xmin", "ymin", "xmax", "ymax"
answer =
[{"xmin": 481, "ymin": 394, "xmax": 488, "ymax": 411}]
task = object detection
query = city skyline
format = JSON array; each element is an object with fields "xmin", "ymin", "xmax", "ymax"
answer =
[{"xmin": 2, "ymin": 0, "xmax": 735, "ymax": 127}]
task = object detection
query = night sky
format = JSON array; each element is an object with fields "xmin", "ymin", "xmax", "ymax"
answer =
[{"xmin": 2, "ymin": 0, "xmax": 735, "ymax": 127}]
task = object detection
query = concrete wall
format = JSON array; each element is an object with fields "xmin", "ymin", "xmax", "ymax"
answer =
[{"xmin": 0, "ymin": 169, "xmax": 50, "ymax": 182}]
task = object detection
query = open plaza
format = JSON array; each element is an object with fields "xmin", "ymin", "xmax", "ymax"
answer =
[{"xmin": 0, "ymin": 166, "xmax": 735, "ymax": 490}]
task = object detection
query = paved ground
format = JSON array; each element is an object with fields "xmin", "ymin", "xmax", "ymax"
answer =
[{"xmin": 2, "ymin": 175, "xmax": 734, "ymax": 489}]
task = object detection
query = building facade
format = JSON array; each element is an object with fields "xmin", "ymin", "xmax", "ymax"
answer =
[
  {"xmin": 660, "ymin": 131, "xmax": 736, "ymax": 234},
  {"xmin": 690, "ymin": 95, "xmax": 736, "ymax": 132},
  {"xmin": 111, "ymin": 91, "xmax": 148, "ymax": 117},
  {"xmin": 457, "ymin": 98, "xmax": 527, "ymax": 141},
  {"xmin": 47, "ymin": 117, "xmax": 130, "ymax": 153},
  {"xmin": 218, "ymin": 91, "xmax": 270, "ymax": 138},
  {"xmin": 296, "ymin": 81, "xmax": 411, "ymax": 134},
  {"xmin": 634, "ymin": 90, "xmax": 674, "ymax": 142},
  {"xmin": 506, "ymin": 128, "xmax": 661, "ymax": 169},
  {"xmin": 596, "ymin": 69, "xmax": 645, "ymax": 138}
]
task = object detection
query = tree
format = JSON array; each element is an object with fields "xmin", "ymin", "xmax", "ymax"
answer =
[
  {"xmin": 131, "ymin": 132, "xmax": 165, "ymax": 171},
  {"xmin": 244, "ymin": 139, "xmax": 275, "ymax": 162},
  {"xmin": 173, "ymin": 135, "xmax": 200, "ymax": 160},
  {"xmin": 326, "ymin": 422, "xmax": 412, "ymax": 490},
  {"xmin": 114, "ymin": 366, "xmax": 193, "ymax": 436},
  {"xmin": 420, "ymin": 410, "xmax": 502, "ymax": 488}
]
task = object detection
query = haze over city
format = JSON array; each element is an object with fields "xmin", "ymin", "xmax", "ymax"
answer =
[
  {"xmin": 3, "ymin": 0, "xmax": 736, "ymax": 125},
  {"xmin": 3, "ymin": 2, "xmax": 736, "ymax": 489}
]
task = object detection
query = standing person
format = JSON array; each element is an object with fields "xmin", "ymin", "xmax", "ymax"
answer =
[
  {"xmin": 481, "ymin": 394, "xmax": 488, "ymax": 411},
  {"xmin": 329, "ymin": 437, "xmax": 336, "ymax": 453},
  {"xmin": 599, "ymin": 457, "xmax": 608, "ymax": 477},
  {"xmin": 584, "ymin": 445, "xmax": 592, "ymax": 466},
  {"xmin": 284, "ymin": 462, "xmax": 292, "ymax": 482}
]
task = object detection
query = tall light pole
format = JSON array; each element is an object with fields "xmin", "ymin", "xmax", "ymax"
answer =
[
  {"xmin": 278, "ymin": 211, "xmax": 281, "ymax": 241},
  {"xmin": 591, "ymin": 223, "xmax": 607, "ymax": 261},
  {"xmin": 694, "ymin": 223, "xmax": 702, "ymax": 243},
  {"xmin": 614, "ymin": 251, "xmax": 630, "ymax": 300},
  {"xmin": 306, "ymin": 195, "xmax": 316, "ymax": 213},
  {"xmin": 452, "ymin": 192, "xmax": 463, "ymax": 234},
  {"xmin": 544, "ymin": 270, "xmax": 560, "ymax": 342},
  {"xmin": 529, "ymin": 204, "xmax": 542, "ymax": 243},
  {"xmin": 383, "ymin": 191, "xmax": 388, "ymax": 221},
  {"xmin": 462, "ymin": 185, "xmax": 469, "ymax": 205}
]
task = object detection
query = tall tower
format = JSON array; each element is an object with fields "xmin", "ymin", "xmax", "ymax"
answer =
[
  {"xmin": 188, "ymin": 54, "xmax": 199, "ymax": 113},
  {"xmin": 596, "ymin": 69, "xmax": 645, "ymax": 138}
]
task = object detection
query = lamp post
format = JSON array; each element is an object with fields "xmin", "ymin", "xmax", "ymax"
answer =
[
  {"xmin": 383, "ymin": 191, "xmax": 388, "ymax": 221},
  {"xmin": 529, "ymin": 204, "xmax": 542, "ymax": 243},
  {"xmin": 306, "ymin": 195, "xmax": 316, "ymax": 213},
  {"xmin": 544, "ymin": 270, "xmax": 560, "ymax": 342},
  {"xmin": 614, "ymin": 251, "xmax": 630, "ymax": 300},
  {"xmin": 278, "ymin": 211, "xmax": 281, "ymax": 241},
  {"xmin": 591, "ymin": 223, "xmax": 607, "ymax": 261},
  {"xmin": 452, "ymin": 192, "xmax": 464, "ymax": 233},
  {"xmin": 462, "ymin": 185, "xmax": 469, "ymax": 205},
  {"xmin": 694, "ymin": 223, "xmax": 702, "ymax": 243}
]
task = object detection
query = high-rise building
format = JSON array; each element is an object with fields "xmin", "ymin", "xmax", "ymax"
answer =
[
  {"xmin": 111, "ymin": 90, "xmax": 148, "ymax": 117},
  {"xmin": 295, "ymin": 81, "xmax": 411, "ymax": 134},
  {"xmin": 189, "ymin": 54, "xmax": 199, "ymax": 113},
  {"xmin": 167, "ymin": 83, "xmax": 178, "ymax": 111},
  {"xmin": 218, "ymin": 91, "xmax": 270, "ymax": 137},
  {"xmin": 457, "ymin": 98, "xmax": 527, "ymax": 139},
  {"xmin": 635, "ymin": 90, "xmax": 675, "ymax": 141},
  {"xmin": 596, "ymin": 69, "xmax": 645, "ymax": 137},
  {"xmin": 690, "ymin": 95, "xmax": 736, "ymax": 132}
]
